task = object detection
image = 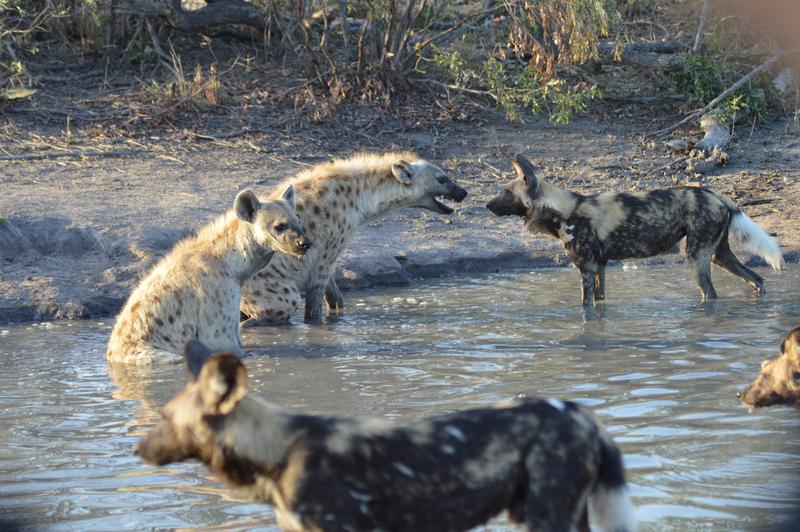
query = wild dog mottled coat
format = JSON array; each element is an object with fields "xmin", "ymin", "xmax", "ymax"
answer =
[
  {"xmin": 107, "ymin": 187, "xmax": 310, "ymax": 365},
  {"xmin": 487, "ymin": 155, "xmax": 784, "ymax": 305},
  {"xmin": 739, "ymin": 326, "xmax": 800, "ymax": 409},
  {"xmin": 137, "ymin": 341, "xmax": 636, "ymax": 532},
  {"xmin": 240, "ymin": 152, "xmax": 467, "ymax": 324}
]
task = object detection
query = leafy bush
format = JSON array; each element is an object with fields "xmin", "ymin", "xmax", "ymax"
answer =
[{"xmin": 671, "ymin": 38, "xmax": 776, "ymax": 123}]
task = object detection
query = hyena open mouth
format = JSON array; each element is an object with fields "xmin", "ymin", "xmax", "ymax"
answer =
[{"xmin": 434, "ymin": 195, "xmax": 456, "ymax": 214}]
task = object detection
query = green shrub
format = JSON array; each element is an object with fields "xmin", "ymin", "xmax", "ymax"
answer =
[{"xmin": 671, "ymin": 40, "xmax": 775, "ymax": 123}]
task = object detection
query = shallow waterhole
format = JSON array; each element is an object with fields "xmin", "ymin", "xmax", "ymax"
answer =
[{"xmin": 1, "ymin": 264, "xmax": 799, "ymax": 531}]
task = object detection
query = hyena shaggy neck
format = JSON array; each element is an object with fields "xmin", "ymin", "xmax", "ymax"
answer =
[{"xmin": 192, "ymin": 212, "xmax": 275, "ymax": 285}]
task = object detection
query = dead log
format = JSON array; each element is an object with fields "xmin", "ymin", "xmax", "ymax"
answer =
[
  {"xmin": 596, "ymin": 41, "xmax": 686, "ymax": 71},
  {"xmin": 118, "ymin": 0, "xmax": 269, "ymax": 32}
]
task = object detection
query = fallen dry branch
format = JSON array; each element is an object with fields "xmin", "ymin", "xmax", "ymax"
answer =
[
  {"xmin": 0, "ymin": 149, "xmax": 142, "ymax": 161},
  {"xmin": 118, "ymin": 0, "xmax": 269, "ymax": 32},
  {"xmin": 596, "ymin": 40, "xmax": 685, "ymax": 70}
]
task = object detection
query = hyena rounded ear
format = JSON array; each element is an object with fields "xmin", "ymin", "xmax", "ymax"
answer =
[
  {"xmin": 185, "ymin": 340, "xmax": 214, "ymax": 380},
  {"xmin": 281, "ymin": 183, "xmax": 296, "ymax": 210},
  {"xmin": 198, "ymin": 353, "xmax": 248, "ymax": 415},
  {"xmin": 391, "ymin": 160, "xmax": 414, "ymax": 185},
  {"xmin": 234, "ymin": 189, "xmax": 260, "ymax": 223},
  {"xmin": 512, "ymin": 154, "xmax": 539, "ymax": 194}
]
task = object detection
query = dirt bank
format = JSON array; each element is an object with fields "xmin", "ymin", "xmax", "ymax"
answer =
[{"xmin": 2, "ymin": 109, "xmax": 798, "ymax": 324}]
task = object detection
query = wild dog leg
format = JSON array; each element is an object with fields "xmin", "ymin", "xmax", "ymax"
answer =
[
  {"xmin": 324, "ymin": 277, "xmax": 344, "ymax": 314},
  {"xmin": 594, "ymin": 261, "xmax": 607, "ymax": 301},
  {"xmin": 579, "ymin": 266, "xmax": 597, "ymax": 306},
  {"xmin": 713, "ymin": 239, "xmax": 764, "ymax": 294},
  {"xmin": 691, "ymin": 254, "xmax": 717, "ymax": 302}
]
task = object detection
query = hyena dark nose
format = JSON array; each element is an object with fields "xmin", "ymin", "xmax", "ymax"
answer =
[
  {"xmin": 297, "ymin": 237, "xmax": 312, "ymax": 252},
  {"xmin": 736, "ymin": 391, "xmax": 742, "ymax": 398}
]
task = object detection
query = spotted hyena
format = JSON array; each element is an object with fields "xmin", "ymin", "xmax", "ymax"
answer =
[
  {"xmin": 486, "ymin": 154, "xmax": 784, "ymax": 306},
  {"xmin": 240, "ymin": 151, "xmax": 467, "ymax": 324},
  {"xmin": 137, "ymin": 341, "xmax": 636, "ymax": 532},
  {"xmin": 107, "ymin": 187, "xmax": 311, "ymax": 365},
  {"xmin": 739, "ymin": 326, "xmax": 800, "ymax": 409}
]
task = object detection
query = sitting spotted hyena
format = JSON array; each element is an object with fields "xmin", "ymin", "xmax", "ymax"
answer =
[
  {"xmin": 107, "ymin": 186, "xmax": 311, "ymax": 365},
  {"xmin": 240, "ymin": 151, "xmax": 467, "ymax": 324}
]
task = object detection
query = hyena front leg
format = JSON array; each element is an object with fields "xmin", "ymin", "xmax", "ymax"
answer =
[
  {"xmin": 594, "ymin": 261, "xmax": 607, "ymax": 301},
  {"xmin": 324, "ymin": 277, "xmax": 344, "ymax": 315},
  {"xmin": 304, "ymin": 282, "xmax": 326, "ymax": 323}
]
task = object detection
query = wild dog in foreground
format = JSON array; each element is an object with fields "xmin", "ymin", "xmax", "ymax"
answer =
[
  {"xmin": 487, "ymin": 155, "xmax": 784, "ymax": 306},
  {"xmin": 137, "ymin": 341, "xmax": 636, "ymax": 532},
  {"xmin": 240, "ymin": 152, "xmax": 467, "ymax": 324},
  {"xmin": 107, "ymin": 187, "xmax": 310, "ymax": 365},
  {"xmin": 739, "ymin": 326, "xmax": 800, "ymax": 409}
]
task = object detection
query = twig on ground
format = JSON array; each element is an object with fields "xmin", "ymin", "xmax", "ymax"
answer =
[
  {"xmin": 646, "ymin": 156, "xmax": 688, "ymax": 176},
  {"xmin": 0, "ymin": 149, "xmax": 142, "ymax": 161}
]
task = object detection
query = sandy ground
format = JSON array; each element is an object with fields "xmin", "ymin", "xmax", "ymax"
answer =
[{"xmin": 1, "ymin": 109, "xmax": 798, "ymax": 323}]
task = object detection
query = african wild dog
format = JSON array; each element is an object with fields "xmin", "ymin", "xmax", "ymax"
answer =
[
  {"xmin": 240, "ymin": 152, "xmax": 467, "ymax": 324},
  {"xmin": 107, "ymin": 187, "xmax": 311, "ymax": 365},
  {"xmin": 739, "ymin": 326, "xmax": 800, "ymax": 409},
  {"xmin": 137, "ymin": 341, "xmax": 637, "ymax": 532},
  {"xmin": 486, "ymin": 154, "xmax": 784, "ymax": 306}
]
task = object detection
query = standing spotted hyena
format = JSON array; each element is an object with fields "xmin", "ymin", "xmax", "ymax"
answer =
[
  {"xmin": 487, "ymin": 154, "xmax": 784, "ymax": 306},
  {"xmin": 240, "ymin": 152, "xmax": 467, "ymax": 324},
  {"xmin": 107, "ymin": 186, "xmax": 311, "ymax": 365}
]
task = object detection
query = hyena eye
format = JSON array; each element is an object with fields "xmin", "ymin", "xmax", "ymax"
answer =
[
  {"xmin": 436, "ymin": 176, "xmax": 448, "ymax": 184},
  {"xmin": 274, "ymin": 223, "xmax": 288, "ymax": 234}
]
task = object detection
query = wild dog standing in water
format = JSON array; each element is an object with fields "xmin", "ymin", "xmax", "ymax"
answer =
[
  {"xmin": 107, "ymin": 187, "xmax": 311, "ymax": 365},
  {"xmin": 137, "ymin": 341, "xmax": 636, "ymax": 532},
  {"xmin": 240, "ymin": 152, "xmax": 467, "ymax": 324},
  {"xmin": 486, "ymin": 154, "xmax": 784, "ymax": 306},
  {"xmin": 739, "ymin": 326, "xmax": 800, "ymax": 409}
]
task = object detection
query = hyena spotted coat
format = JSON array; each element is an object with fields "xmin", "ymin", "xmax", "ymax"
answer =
[
  {"xmin": 487, "ymin": 155, "xmax": 784, "ymax": 306},
  {"xmin": 137, "ymin": 341, "xmax": 637, "ymax": 532},
  {"xmin": 739, "ymin": 326, "xmax": 800, "ymax": 409},
  {"xmin": 240, "ymin": 152, "xmax": 467, "ymax": 324},
  {"xmin": 107, "ymin": 187, "xmax": 310, "ymax": 365}
]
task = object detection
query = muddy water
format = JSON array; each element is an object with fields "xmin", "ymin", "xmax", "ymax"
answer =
[{"xmin": 1, "ymin": 264, "xmax": 799, "ymax": 531}]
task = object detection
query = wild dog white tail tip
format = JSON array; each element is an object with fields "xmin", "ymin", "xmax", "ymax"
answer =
[
  {"xmin": 729, "ymin": 212, "xmax": 784, "ymax": 270},
  {"xmin": 591, "ymin": 486, "xmax": 637, "ymax": 532}
]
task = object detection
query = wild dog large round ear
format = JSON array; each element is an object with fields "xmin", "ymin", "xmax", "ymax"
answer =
[
  {"xmin": 234, "ymin": 189, "xmax": 260, "ymax": 223},
  {"xmin": 281, "ymin": 183, "xmax": 296, "ymax": 210},
  {"xmin": 198, "ymin": 353, "xmax": 249, "ymax": 415},
  {"xmin": 512, "ymin": 154, "xmax": 539, "ymax": 194},
  {"xmin": 185, "ymin": 340, "xmax": 214, "ymax": 380},
  {"xmin": 391, "ymin": 160, "xmax": 414, "ymax": 185}
]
